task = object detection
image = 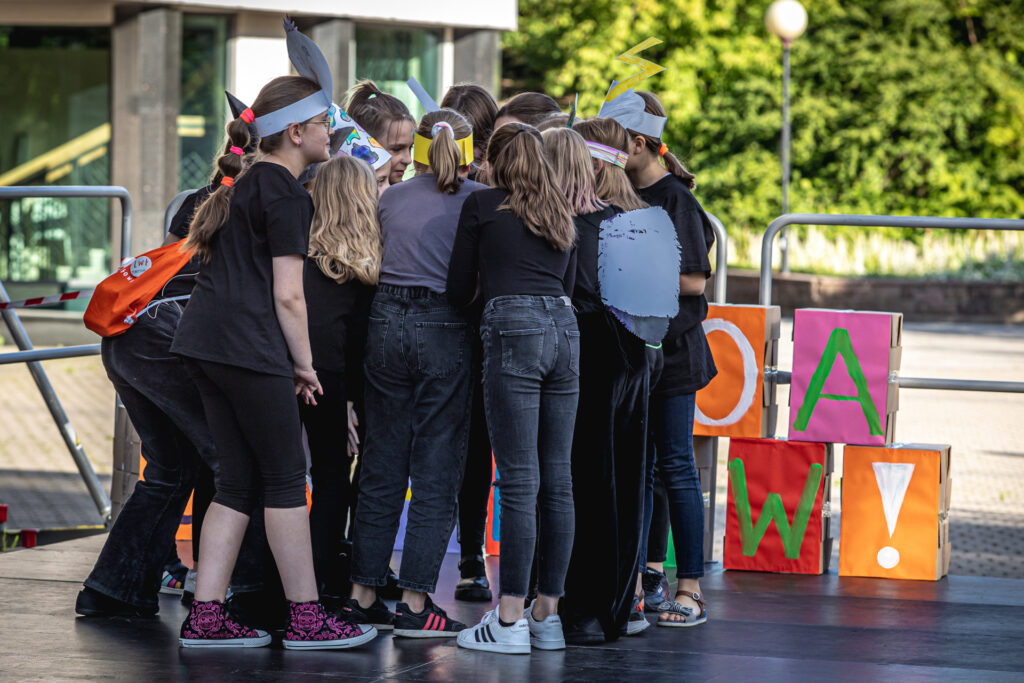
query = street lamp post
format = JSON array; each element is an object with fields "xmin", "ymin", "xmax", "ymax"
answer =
[{"xmin": 765, "ymin": 0, "xmax": 807, "ymax": 273}]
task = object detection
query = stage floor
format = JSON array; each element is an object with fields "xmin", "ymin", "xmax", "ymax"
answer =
[{"xmin": 1, "ymin": 534, "xmax": 1022, "ymax": 681}]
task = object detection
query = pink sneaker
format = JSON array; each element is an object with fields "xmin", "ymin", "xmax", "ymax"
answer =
[
  {"xmin": 282, "ymin": 601, "xmax": 378, "ymax": 650},
  {"xmin": 179, "ymin": 599, "xmax": 271, "ymax": 648}
]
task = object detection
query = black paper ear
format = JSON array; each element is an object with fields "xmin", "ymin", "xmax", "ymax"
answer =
[{"xmin": 225, "ymin": 90, "xmax": 259, "ymax": 151}]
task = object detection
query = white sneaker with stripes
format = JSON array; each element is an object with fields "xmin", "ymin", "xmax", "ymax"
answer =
[{"xmin": 456, "ymin": 610, "xmax": 530, "ymax": 654}]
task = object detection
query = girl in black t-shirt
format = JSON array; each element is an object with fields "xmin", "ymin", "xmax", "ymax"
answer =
[
  {"xmin": 172, "ymin": 75, "xmax": 377, "ymax": 650},
  {"xmin": 624, "ymin": 91, "xmax": 717, "ymax": 629},
  {"xmin": 554, "ymin": 121, "xmax": 656, "ymax": 643},
  {"xmin": 447, "ymin": 123, "xmax": 578, "ymax": 654},
  {"xmin": 300, "ymin": 155, "xmax": 380, "ymax": 600}
]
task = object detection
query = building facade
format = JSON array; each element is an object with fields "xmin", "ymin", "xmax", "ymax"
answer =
[{"xmin": 0, "ymin": 0, "xmax": 515, "ymax": 302}]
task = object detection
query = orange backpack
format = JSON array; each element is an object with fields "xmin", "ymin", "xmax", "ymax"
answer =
[{"xmin": 84, "ymin": 240, "xmax": 195, "ymax": 337}]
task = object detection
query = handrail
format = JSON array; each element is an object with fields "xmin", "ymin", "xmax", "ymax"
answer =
[{"xmin": 707, "ymin": 212, "xmax": 728, "ymax": 304}]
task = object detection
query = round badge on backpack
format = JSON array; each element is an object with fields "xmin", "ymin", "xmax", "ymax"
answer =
[{"xmin": 129, "ymin": 256, "xmax": 152, "ymax": 278}]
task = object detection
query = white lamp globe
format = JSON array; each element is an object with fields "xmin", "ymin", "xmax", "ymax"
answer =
[{"xmin": 765, "ymin": 0, "xmax": 808, "ymax": 43}]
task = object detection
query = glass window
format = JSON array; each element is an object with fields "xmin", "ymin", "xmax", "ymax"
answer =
[
  {"xmin": 0, "ymin": 27, "xmax": 111, "ymax": 300},
  {"xmin": 355, "ymin": 25, "xmax": 440, "ymax": 121},
  {"xmin": 179, "ymin": 15, "xmax": 229, "ymax": 192}
]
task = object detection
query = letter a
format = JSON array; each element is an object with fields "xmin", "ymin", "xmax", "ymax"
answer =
[{"xmin": 792, "ymin": 328, "xmax": 883, "ymax": 436}]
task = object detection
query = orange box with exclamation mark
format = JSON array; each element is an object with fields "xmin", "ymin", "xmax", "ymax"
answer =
[{"xmin": 839, "ymin": 444, "xmax": 951, "ymax": 580}]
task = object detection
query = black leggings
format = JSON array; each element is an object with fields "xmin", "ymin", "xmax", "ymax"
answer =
[{"xmin": 185, "ymin": 358, "xmax": 307, "ymax": 513}]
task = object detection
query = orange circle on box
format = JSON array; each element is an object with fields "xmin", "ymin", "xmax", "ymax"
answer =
[{"xmin": 697, "ymin": 328, "xmax": 745, "ymax": 421}]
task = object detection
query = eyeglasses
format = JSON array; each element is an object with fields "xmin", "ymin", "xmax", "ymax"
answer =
[{"xmin": 306, "ymin": 118, "xmax": 332, "ymax": 133}]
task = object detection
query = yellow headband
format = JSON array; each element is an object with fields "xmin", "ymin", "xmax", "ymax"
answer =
[{"xmin": 413, "ymin": 131, "xmax": 474, "ymax": 167}]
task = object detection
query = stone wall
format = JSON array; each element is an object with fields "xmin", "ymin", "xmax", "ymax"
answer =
[{"xmin": 711, "ymin": 270, "xmax": 1024, "ymax": 324}]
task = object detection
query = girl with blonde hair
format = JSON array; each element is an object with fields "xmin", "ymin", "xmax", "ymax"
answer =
[
  {"xmin": 300, "ymin": 155, "xmax": 381, "ymax": 601},
  {"xmin": 448, "ymin": 123, "xmax": 578, "ymax": 654},
  {"xmin": 345, "ymin": 108, "xmax": 486, "ymax": 638},
  {"xmin": 541, "ymin": 126, "xmax": 654, "ymax": 644},
  {"xmin": 572, "ymin": 117, "xmax": 647, "ymax": 212}
]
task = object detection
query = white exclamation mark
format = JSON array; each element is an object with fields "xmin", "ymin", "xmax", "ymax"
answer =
[{"xmin": 872, "ymin": 462, "xmax": 915, "ymax": 569}]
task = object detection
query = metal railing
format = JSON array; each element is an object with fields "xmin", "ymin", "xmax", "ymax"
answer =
[
  {"xmin": 707, "ymin": 213, "xmax": 728, "ymax": 305},
  {"xmin": 0, "ymin": 186, "xmax": 134, "ymax": 525},
  {"xmin": 759, "ymin": 213, "xmax": 1024, "ymax": 395}
]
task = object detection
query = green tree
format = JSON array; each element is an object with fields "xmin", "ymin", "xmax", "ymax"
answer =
[{"xmin": 503, "ymin": 0, "xmax": 1024, "ymax": 264}]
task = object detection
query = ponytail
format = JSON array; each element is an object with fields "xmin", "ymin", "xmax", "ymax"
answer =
[
  {"xmin": 635, "ymin": 91, "xmax": 696, "ymax": 189},
  {"xmin": 185, "ymin": 117, "xmax": 250, "ymax": 261},
  {"xmin": 185, "ymin": 75, "xmax": 321, "ymax": 261},
  {"xmin": 415, "ymin": 109, "xmax": 472, "ymax": 195}
]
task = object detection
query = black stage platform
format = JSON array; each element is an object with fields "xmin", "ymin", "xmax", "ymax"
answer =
[{"xmin": 2, "ymin": 535, "xmax": 1022, "ymax": 681}]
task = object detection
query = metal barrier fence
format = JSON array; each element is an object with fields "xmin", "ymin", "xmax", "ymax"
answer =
[
  {"xmin": 0, "ymin": 186, "xmax": 134, "ymax": 525},
  {"xmin": 759, "ymin": 213, "xmax": 1024, "ymax": 396}
]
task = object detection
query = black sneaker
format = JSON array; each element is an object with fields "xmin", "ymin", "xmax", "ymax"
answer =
[
  {"xmin": 642, "ymin": 567, "xmax": 668, "ymax": 613},
  {"xmin": 624, "ymin": 594, "xmax": 651, "ymax": 636},
  {"xmin": 454, "ymin": 555, "xmax": 492, "ymax": 602},
  {"xmin": 75, "ymin": 587, "xmax": 158, "ymax": 618},
  {"xmin": 393, "ymin": 597, "xmax": 466, "ymax": 638},
  {"xmin": 340, "ymin": 596, "xmax": 395, "ymax": 631},
  {"xmin": 226, "ymin": 590, "xmax": 288, "ymax": 632}
]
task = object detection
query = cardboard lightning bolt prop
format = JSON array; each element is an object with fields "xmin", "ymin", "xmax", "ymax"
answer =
[{"xmin": 597, "ymin": 37, "xmax": 667, "ymax": 138}]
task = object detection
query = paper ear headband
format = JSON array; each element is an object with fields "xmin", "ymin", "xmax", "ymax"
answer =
[
  {"xmin": 252, "ymin": 18, "xmax": 334, "ymax": 137},
  {"xmin": 586, "ymin": 140, "xmax": 629, "ymax": 169},
  {"xmin": 329, "ymin": 104, "xmax": 392, "ymax": 170},
  {"xmin": 412, "ymin": 130, "xmax": 474, "ymax": 166},
  {"xmin": 596, "ymin": 37, "xmax": 667, "ymax": 139}
]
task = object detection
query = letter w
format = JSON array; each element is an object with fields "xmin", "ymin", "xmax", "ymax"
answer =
[{"xmin": 728, "ymin": 458, "xmax": 824, "ymax": 559}]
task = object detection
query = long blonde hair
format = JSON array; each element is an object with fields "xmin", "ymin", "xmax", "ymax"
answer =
[
  {"xmin": 307, "ymin": 156, "xmax": 382, "ymax": 285},
  {"xmin": 572, "ymin": 118, "xmax": 648, "ymax": 212},
  {"xmin": 185, "ymin": 75, "xmax": 321, "ymax": 261},
  {"xmin": 541, "ymin": 128, "xmax": 607, "ymax": 216},
  {"xmin": 486, "ymin": 122, "xmax": 575, "ymax": 251}
]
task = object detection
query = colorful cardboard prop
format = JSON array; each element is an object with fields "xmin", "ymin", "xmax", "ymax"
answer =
[
  {"xmin": 597, "ymin": 38, "xmax": 667, "ymax": 138},
  {"xmin": 789, "ymin": 309, "xmax": 901, "ymax": 446},
  {"xmin": 597, "ymin": 206, "xmax": 680, "ymax": 344},
  {"xmin": 225, "ymin": 91, "xmax": 259, "ymax": 146},
  {"xmin": 695, "ymin": 304, "xmax": 781, "ymax": 438},
  {"xmin": 839, "ymin": 443, "xmax": 951, "ymax": 580},
  {"xmin": 253, "ymin": 18, "xmax": 334, "ymax": 137},
  {"xmin": 330, "ymin": 108, "xmax": 392, "ymax": 170},
  {"xmin": 724, "ymin": 438, "xmax": 833, "ymax": 574}
]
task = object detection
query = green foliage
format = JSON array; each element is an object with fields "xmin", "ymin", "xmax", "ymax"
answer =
[{"xmin": 504, "ymin": 0, "xmax": 1024, "ymax": 272}]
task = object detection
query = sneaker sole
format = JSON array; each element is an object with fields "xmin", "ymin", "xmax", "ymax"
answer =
[
  {"xmin": 625, "ymin": 618, "xmax": 651, "ymax": 636},
  {"xmin": 454, "ymin": 586, "xmax": 493, "ymax": 602},
  {"xmin": 160, "ymin": 586, "xmax": 184, "ymax": 596},
  {"xmin": 282, "ymin": 627, "xmax": 378, "ymax": 649},
  {"xmin": 530, "ymin": 637, "xmax": 565, "ymax": 650},
  {"xmin": 456, "ymin": 638, "xmax": 530, "ymax": 655},
  {"xmin": 393, "ymin": 628, "xmax": 461, "ymax": 638},
  {"xmin": 179, "ymin": 634, "xmax": 272, "ymax": 648}
]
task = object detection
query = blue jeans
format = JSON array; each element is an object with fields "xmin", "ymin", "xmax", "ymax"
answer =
[
  {"xmin": 643, "ymin": 392, "xmax": 704, "ymax": 579},
  {"xmin": 480, "ymin": 296, "xmax": 579, "ymax": 598},
  {"xmin": 85, "ymin": 302, "xmax": 211, "ymax": 609},
  {"xmin": 351, "ymin": 285, "xmax": 473, "ymax": 593}
]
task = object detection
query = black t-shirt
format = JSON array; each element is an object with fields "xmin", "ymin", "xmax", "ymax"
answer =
[
  {"xmin": 571, "ymin": 205, "xmax": 619, "ymax": 314},
  {"xmin": 303, "ymin": 258, "xmax": 374, "ymax": 378},
  {"xmin": 447, "ymin": 188, "xmax": 577, "ymax": 307},
  {"xmin": 172, "ymin": 162, "xmax": 312, "ymax": 377},
  {"xmin": 637, "ymin": 174, "xmax": 717, "ymax": 396},
  {"xmin": 160, "ymin": 185, "xmax": 213, "ymax": 299}
]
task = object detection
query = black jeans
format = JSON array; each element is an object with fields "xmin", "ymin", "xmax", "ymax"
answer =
[
  {"xmin": 299, "ymin": 369, "xmax": 356, "ymax": 593},
  {"xmin": 351, "ymin": 285, "xmax": 473, "ymax": 593},
  {"xmin": 480, "ymin": 295, "xmax": 579, "ymax": 598},
  {"xmin": 85, "ymin": 303, "xmax": 211, "ymax": 609},
  {"xmin": 562, "ymin": 312, "xmax": 650, "ymax": 640},
  {"xmin": 457, "ymin": 338, "xmax": 492, "ymax": 559}
]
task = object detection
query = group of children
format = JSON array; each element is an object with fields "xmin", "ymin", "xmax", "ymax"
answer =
[{"xmin": 75, "ymin": 30, "xmax": 718, "ymax": 655}]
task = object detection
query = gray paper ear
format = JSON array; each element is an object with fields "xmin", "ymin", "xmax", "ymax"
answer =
[
  {"xmin": 284, "ymin": 16, "xmax": 333, "ymax": 99},
  {"xmin": 597, "ymin": 83, "xmax": 667, "ymax": 139},
  {"xmin": 224, "ymin": 90, "xmax": 258, "ymax": 150}
]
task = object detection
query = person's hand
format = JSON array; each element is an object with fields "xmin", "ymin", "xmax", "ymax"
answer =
[
  {"xmin": 294, "ymin": 365, "xmax": 323, "ymax": 406},
  {"xmin": 347, "ymin": 401, "xmax": 360, "ymax": 458}
]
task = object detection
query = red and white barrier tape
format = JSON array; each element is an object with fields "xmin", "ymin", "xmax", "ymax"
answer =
[{"xmin": 0, "ymin": 289, "xmax": 94, "ymax": 310}]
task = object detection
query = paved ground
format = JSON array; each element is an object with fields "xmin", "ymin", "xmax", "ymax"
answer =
[{"xmin": 2, "ymin": 321, "xmax": 1023, "ymax": 577}]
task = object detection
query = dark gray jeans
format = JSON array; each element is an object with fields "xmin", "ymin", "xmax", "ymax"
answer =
[
  {"xmin": 351, "ymin": 285, "xmax": 473, "ymax": 593},
  {"xmin": 480, "ymin": 295, "xmax": 579, "ymax": 598}
]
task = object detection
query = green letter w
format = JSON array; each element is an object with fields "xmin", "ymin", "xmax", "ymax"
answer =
[{"xmin": 728, "ymin": 458, "xmax": 824, "ymax": 559}]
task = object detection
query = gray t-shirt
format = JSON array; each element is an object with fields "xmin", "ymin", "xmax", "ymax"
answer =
[{"xmin": 378, "ymin": 173, "xmax": 487, "ymax": 293}]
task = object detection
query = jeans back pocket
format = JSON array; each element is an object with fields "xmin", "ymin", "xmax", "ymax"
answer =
[
  {"xmin": 500, "ymin": 328, "xmax": 545, "ymax": 377},
  {"xmin": 366, "ymin": 316, "xmax": 389, "ymax": 371},
  {"xmin": 566, "ymin": 329, "xmax": 581, "ymax": 376},
  {"xmin": 415, "ymin": 321, "xmax": 468, "ymax": 378}
]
